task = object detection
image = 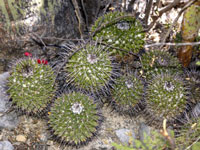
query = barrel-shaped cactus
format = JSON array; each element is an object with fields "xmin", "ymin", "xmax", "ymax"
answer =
[
  {"xmin": 7, "ymin": 58, "xmax": 56, "ymax": 115},
  {"xmin": 91, "ymin": 11, "xmax": 145, "ymax": 56},
  {"xmin": 141, "ymin": 50, "xmax": 182, "ymax": 78},
  {"xmin": 109, "ymin": 72, "xmax": 144, "ymax": 115},
  {"xmin": 48, "ymin": 91, "xmax": 102, "ymax": 146},
  {"xmin": 145, "ymin": 72, "xmax": 189, "ymax": 127},
  {"xmin": 64, "ymin": 42, "xmax": 119, "ymax": 96}
]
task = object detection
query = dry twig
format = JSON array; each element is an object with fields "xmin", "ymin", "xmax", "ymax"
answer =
[
  {"xmin": 145, "ymin": 41, "xmax": 200, "ymax": 48},
  {"xmin": 145, "ymin": 0, "xmax": 182, "ymax": 31},
  {"xmin": 71, "ymin": 0, "xmax": 85, "ymax": 39}
]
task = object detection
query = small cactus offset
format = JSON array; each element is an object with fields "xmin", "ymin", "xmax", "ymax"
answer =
[
  {"xmin": 145, "ymin": 72, "xmax": 189, "ymax": 127},
  {"xmin": 140, "ymin": 50, "xmax": 182, "ymax": 78},
  {"xmin": 109, "ymin": 71, "xmax": 144, "ymax": 115},
  {"xmin": 91, "ymin": 11, "xmax": 145, "ymax": 56},
  {"xmin": 48, "ymin": 91, "xmax": 102, "ymax": 146},
  {"xmin": 7, "ymin": 57, "xmax": 56, "ymax": 115},
  {"xmin": 64, "ymin": 42, "xmax": 119, "ymax": 96}
]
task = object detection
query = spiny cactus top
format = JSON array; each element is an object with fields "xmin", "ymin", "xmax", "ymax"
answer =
[
  {"xmin": 91, "ymin": 11, "xmax": 145, "ymax": 56},
  {"xmin": 145, "ymin": 72, "xmax": 188, "ymax": 126},
  {"xmin": 141, "ymin": 50, "xmax": 182, "ymax": 78},
  {"xmin": 110, "ymin": 72, "xmax": 144, "ymax": 115},
  {"xmin": 7, "ymin": 58, "xmax": 56, "ymax": 114},
  {"xmin": 48, "ymin": 91, "xmax": 102, "ymax": 145},
  {"xmin": 65, "ymin": 43, "xmax": 118, "ymax": 95}
]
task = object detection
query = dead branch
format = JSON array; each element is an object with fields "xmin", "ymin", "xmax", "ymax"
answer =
[
  {"xmin": 144, "ymin": 0, "xmax": 182, "ymax": 31},
  {"xmin": 144, "ymin": 0, "xmax": 153, "ymax": 26},
  {"xmin": 81, "ymin": 0, "xmax": 88, "ymax": 31},
  {"xmin": 145, "ymin": 41, "xmax": 200, "ymax": 48},
  {"xmin": 71, "ymin": 0, "xmax": 85, "ymax": 39},
  {"xmin": 159, "ymin": 0, "xmax": 180, "ymax": 14},
  {"xmin": 185, "ymin": 136, "xmax": 200, "ymax": 150}
]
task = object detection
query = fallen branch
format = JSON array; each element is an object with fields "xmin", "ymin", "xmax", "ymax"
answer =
[{"xmin": 145, "ymin": 41, "xmax": 200, "ymax": 48}]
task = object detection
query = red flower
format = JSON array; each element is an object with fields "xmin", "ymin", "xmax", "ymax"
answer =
[
  {"xmin": 42, "ymin": 60, "xmax": 48, "ymax": 65},
  {"xmin": 24, "ymin": 52, "xmax": 32, "ymax": 57},
  {"xmin": 37, "ymin": 59, "xmax": 41, "ymax": 64},
  {"xmin": 44, "ymin": 60, "xmax": 48, "ymax": 65}
]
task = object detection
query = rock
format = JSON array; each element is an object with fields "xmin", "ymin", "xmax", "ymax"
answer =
[
  {"xmin": 0, "ymin": 141, "xmax": 14, "ymax": 150},
  {"xmin": 0, "ymin": 111, "xmax": 19, "ymax": 129},
  {"xmin": 16, "ymin": 135, "xmax": 27, "ymax": 142},
  {"xmin": 138, "ymin": 123, "xmax": 151, "ymax": 142},
  {"xmin": 0, "ymin": 72, "xmax": 19, "ymax": 130},
  {"xmin": 0, "ymin": 72, "xmax": 10, "ymax": 113},
  {"xmin": 115, "ymin": 128, "xmax": 136, "ymax": 145}
]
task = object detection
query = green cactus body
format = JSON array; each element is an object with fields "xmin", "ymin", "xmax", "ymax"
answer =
[
  {"xmin": 8, "ymin": 58, "xmax": 56, "ymax": 114},
  {"xmin": 176, "ymin": 118, "xmax": 200, "ymax": 149},
  {"xmin": 91, "ymin": 11, "xmax": 145, "ymax": 56},
  {"xmin": 141, "ymin": 50, "xmax": 182, "ymax": 78},
  {"xmin": 145, "ymin": 73, "xmax": 188, "ymax": 126},
  {"xmin": 48, "ymin": 91, "xmax": 101, "ymax": 145},
  {"xmin": 65, "ymin": 43, "xmax": 115, "ymax": 94},
  {"xmin": 110, "ymin": 73, "xmax": 144, "ymax": 115}
]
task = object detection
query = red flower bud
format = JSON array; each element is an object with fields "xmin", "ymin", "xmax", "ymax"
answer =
[
  {"xmin": 24, "ymin": 52, "xmax": 32, "ymax": 57},
  {"xmin": 41, "ymin": 59, "xmax": 48, "ymax": 65},
  {"xmin": 37, "ymin": 59, "xmax": 41, "ymax": 64},
  {"xmin": 44, "ymin": 60, "xmax": 48, "ymax": 65}
]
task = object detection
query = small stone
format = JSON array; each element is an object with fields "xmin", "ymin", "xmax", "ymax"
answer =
[
  {"xmin": 0, "ymin": 72, "xmax": 10, "ymax": 113},
  {"xmin": 16, "ymin": 135, "xmax": 27, "ymax": 142},
  {"xmin": 0, "ymin": 141, "xmax": 14, "ymax": 150},
  {"xmin": 138, "ymin": 123, "xmax": 151, "ymax": 142},
  {"xmin": 115, "ymin": 128, "xmax": 136, "ymax": 145},
  {"xmin": 0, "ymin": 111, "xmax": 19, "ymax": 129}
]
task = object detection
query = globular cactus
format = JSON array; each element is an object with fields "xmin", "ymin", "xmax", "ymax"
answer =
[
  {"xmin": 109, "ymin": 71, "xmax": 144, "ymax": 115},
  {"xmin": 48, "ymin": 91, "xmax": 102, "ymax": 146},
  {"xmin": 7, "ymin": 57, "xmax": 56, "ymax": 115},
  {"xmin": 140, "ymin": 50, "xmax": 182, "ymax": 79},
  {"xmin": 145, "ymin": 72, "xmax": 189, "ymax": 127},
  {"xmin": 91, "ymin": 11, "xmax": 145, "ymax": 56},
  {"xmin": 64, "ymin": 42, "xmax": 119, "ymax": 96}
]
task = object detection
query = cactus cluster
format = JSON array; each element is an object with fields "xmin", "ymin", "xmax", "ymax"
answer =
[
  {"xmin": 48, "ymin": 91, "xmax": 102, "ymax": 145},
  {"xmin": 7, "ymin": 57, "xmax": 56, "ymax": 115},
  {"xmin": 5, "ymin": 9, "xmax": 200, "ymax": 149},
  {"xmin": 91, "ymin": 11, "xmax": 145, "ymax": 56}
]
